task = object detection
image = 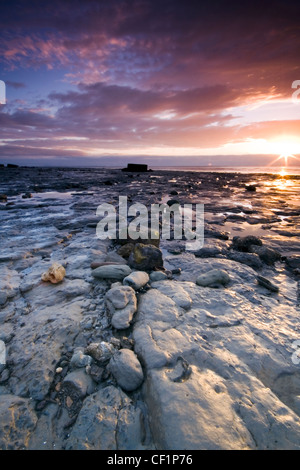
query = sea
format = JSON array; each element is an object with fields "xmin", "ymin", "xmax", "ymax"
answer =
[{"xmin": 150, "ymin": 166, "xmax": 300, "ymax": 175}]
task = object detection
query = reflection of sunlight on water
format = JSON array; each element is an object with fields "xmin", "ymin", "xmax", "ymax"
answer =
[
  {"xmin": 264, "ymin": 174, "xmax": 295, "ymax": 191},
  {"xmin": 279, "ymin": 168, "xmax": 287, "ymax": 177}
]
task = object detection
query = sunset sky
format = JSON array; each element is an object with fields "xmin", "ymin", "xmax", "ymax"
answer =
[{"xmin": 1, "ymin": 0, "xmax": 300, "ymax": 167}]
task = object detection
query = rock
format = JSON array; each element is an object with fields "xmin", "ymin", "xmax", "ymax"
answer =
[
  {"xmin": 89, "ymin": 364, "xmax": 105, "ymax": 383},
  {"xmin": 194, "ymin": 247, "xmax": 224, "ymax": 258},
  {"xmin": 133, "ymin": 279, "xmax": 300, "ymax": 449},
  {"xmin": 0, "ymin": 368, "xmax": 9, "ymax": 383},
  {"xmin": 62, "ymin": 370, "xmax": 95, "ymax": 398},
  {"xmin": 70, "ymin": 349, "xmax": 92, "ymax": 369},
  {"xmin": 196, "ymin": 269, "xmax": 231, "ymax": 287},
  {"xmin": 171, "ymin": 268, "xmax": 182, "ymax": 275},
  {"xmin": 0, "ymin": 395, "xmax": 38, "ymax": 449},
  {"xmin": 0, "ymin": 267, "xmax": 20, "ymax": 299},
  {"xmin": 0, "ymin": 291, "xmax": 7, "ymax": 306},
  {"xmin": 117, "ymin": 243, "xmax": 135, "ymax": 258},
  {"xmin": 256, "ymin": 275, "xmax": 279, "ymax": 293},
  {"xmin": 205, "ymin": 228, "xmax": 229, "ymax": 240},
  {"xmin": 285, "ymin": 255, "xmax": 300, "ymax": 270},
  {"xmin": 105, "ymin": 285, "xmax": 137, "ymax": 329},
  {"xmin": 166, "ymin": 199, "xmax": 180, "ymax": 206},
  {"xmin": 245, "ymin": 184, "xmax": 257, "ymax": 191},
  {"xmin": 92, "ymin": 264, "xmax": 132, "ymax": 280},
  {"xmin": 109, "ymin": 349, "xmax": 144, "ymax": 392},
  {"xmin": 151, "ymin": 280, "xmax": 193, "ymax": 310},
  {"xmin": 170, "ymin": 190, "xmax": 179, "ymax": 195},
  {"xmin": 86, "ymin": 342, "xmax": 116, "ymax": 365},
  {"xmin": 128, "ymin": 243, "xmax": 163, "ymax": 271},
  {"xmin": 41, "ymin": 262, "xmax": 66, "ymax": 284},
  {"xmin": 90, "ymin": 261, "xmax": 122, "ymax": 269},
  {"xmin": 105, "ymin": 252, "xmax": 128, "ymax": 264},
  {"xmin": 8, "ymin": 302, "xmax": 83, "ymax": 401},
  {"xmin": 22, "ymin": 192, "xmax": 32, "ymax": 199},
  {"xmin": 227, "ymin": 252, "xmax": 263, "ymax": 270},
  {"xmin": 231, "ymin": 235, "xmax": 262, "ymax": 252},
  {"xmin": 250, "ymin": 246, "xmax": 281, "ymax": 266},
  {"xmin": 65, "ymin": 386, "xmax": 146, "ymax": 450},
  {"xmin": 123, "ymin": 271, "xmax": 149, "ymax": 290},
  {"xmin": 0, "ymin": 341, "xmax": 6, "ymax": 366},
  {"xmin": 0, "ymin": 194, "xmax": 7, "ymax": 202},
  {"xmin": 150, "ymin": 271, "xmax": 168, "ymax": 282}
]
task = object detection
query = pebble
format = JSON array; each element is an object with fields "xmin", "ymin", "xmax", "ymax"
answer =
[
  {"xmin": 256, "ymin": 275, "xmax": 279, "ymax": 293},
  {"xmin": 70, "ymin": 349, "xmax": 93, "ymax": 369},
  {"xmin": 91, "ymin": 264, "xmax": 132, "ymax": 280},
  {"xmin": 196, "ymin": 269, "xmax": 231, "ymax": 287},
  {"xmin": 86, "ymin": 342, "xmax": 116, "ymax": 365},
  {"xmin": 123, "ymin": 271, "xmax": 149, "ymax": 289},
  {"xmin": 150, "ymin": 271, "xmax": 168, "ymax": 282}
]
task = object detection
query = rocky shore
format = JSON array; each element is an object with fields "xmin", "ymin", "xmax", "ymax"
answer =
[{"xmin": 0, "ymin": 166, "xmax": 300, "ymax": 449}]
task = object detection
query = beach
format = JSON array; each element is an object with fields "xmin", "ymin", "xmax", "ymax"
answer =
[{"xmin": 0, "ymin": 165, "xmax": 300, "ymax": 450}]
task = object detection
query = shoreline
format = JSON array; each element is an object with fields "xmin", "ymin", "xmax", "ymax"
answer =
[{"xmin": 0, "ymin": 167, "xmax": 300, "ymax": 450}]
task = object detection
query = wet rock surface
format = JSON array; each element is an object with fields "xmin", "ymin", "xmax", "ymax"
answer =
[{"xmin": 0, "ymin": 167, "xmax": 300, "ymax": 449}]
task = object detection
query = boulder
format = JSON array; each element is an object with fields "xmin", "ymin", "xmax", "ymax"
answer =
[
  {"xmin": 109, "ymin": 349, "xmax": 144, "ymax": 392},
  {"xmin": 128, "ymin": 243, "xmax": 163, "ymax": 271},
  {"xmin": 105, "ymin": 285, "xmax": 137, "ymax": 329},
  {"xmin": 231, "ymin": 235, "xmax": 262, "ymax": 252}
]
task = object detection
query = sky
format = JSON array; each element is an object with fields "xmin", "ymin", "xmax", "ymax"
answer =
[{"xmin": 0, "ymin": 0, "xmax": 300, "ymax": 167}]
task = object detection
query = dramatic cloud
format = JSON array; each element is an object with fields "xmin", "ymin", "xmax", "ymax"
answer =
[{"xmin": 0, "ymin": 0, "xmax": 300, "ymax": 164}]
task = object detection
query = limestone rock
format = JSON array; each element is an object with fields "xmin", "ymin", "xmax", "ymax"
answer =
[
  {"xmin": 92, "ymin": 264, "xmax": 132, "ymax": 280},
  {"xmin": 231, "ymin": 235, "xmax": 262, "ymax": 252},
  {"xmin": 0, "ymin": 341, "xmax": 6, "ymax": 366},
  {"xmin": 65, "ymin": 386, "xmax": 145, "ymax": 450},
  {"xmin": 123, "ymin": 271, "xmax": 149, "ymax": 290},
  {"xmin": 86, "ymin": 342, "xmax": 116, "ymax": 365},
  {"xmin": 105, "ymin": 285, "xmax": 137, "ymax": 329},
  {"xmin": 70, "ymin": 348, "xmax": 92, "ymax": 369},
  {"xmin": 0, "ymin": 395, "xmax": 37, "ymax": 450},
  {"xmin": 41, "ymin": 262, "xmax": 66, "ymax": 284},
  {"xmin": 257, "ymin": 275, "xmax": 279, "ymax": 293},
  {"xmin": 63, "ymin": 370, "xmax": 95, "ymax": 398},
  {"xmin": 109, "ymin": 349, "xmax": 144, "ymax": 392},
  {"xmin": 128, "ymin": 243, "xmax": 163, "ymax": 271},
  {"xmin": 150, "ymin": 271, "xmax": 168, "ymax": 282},
  {"xmin": 196, "ymin": 269, "xmax": 231, "ymax": 287},
  {"xmin": 250, "ymin": 246, "xmax": 281, "ymax": 266}
]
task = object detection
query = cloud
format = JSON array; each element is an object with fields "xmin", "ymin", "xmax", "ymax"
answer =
[{"xmin": 1, "ymin": 0, "xmax": 300, "ymax": 162}]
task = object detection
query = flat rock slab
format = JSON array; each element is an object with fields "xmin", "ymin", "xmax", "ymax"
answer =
[
  {"xmin": 65, "ymin": 385, "xmax": 145, "ymax": 450},
  {"xmin": 0, "ymin": 395, "xmax": 37, "ymax": 450},
  {"xmin": 133, "ymin": 279, "xmax": 300, "ymax": 449}
]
